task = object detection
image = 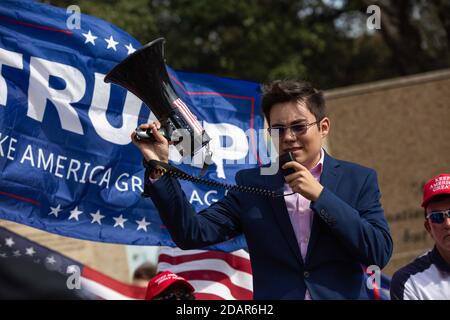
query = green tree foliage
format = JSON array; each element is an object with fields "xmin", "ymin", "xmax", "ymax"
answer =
[{"xmin": 43, "ymin": 0, "xmax": 449, "ymax": 89}]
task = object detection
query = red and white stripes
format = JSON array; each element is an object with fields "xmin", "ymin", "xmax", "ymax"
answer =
[
  {"xmin": 157, "ymin": 247, "xmax": 253, "ymax": 300},
  {"xmin": 172, "ymin": 98, "xmax": 204, "ymax": 134}
]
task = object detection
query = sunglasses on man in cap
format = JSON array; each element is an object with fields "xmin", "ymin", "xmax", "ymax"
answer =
[{"xmin": 426, "ymin": 209, "xmax": 450, "ymax": 224}]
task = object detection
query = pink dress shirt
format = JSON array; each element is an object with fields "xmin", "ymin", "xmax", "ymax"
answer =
[{"xmin": 283, "ymin": 148, "xmax": 324, "ymax": 300}]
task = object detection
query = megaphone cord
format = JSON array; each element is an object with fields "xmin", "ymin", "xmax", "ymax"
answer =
[{"xmin": 143, "ymin": 159, "xmax": 290, "ymax": 198}]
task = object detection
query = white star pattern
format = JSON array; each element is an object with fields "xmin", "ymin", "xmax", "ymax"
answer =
[
  {"xmin": 67, "ymin": 265, "xmax": 78, "ymax": 273},
  {"xmin": 49, "ymin": 204, "xmax": 62, "ymax": 217},
  {"xmin": 46, "ymin": 256, "xmax": 56, "ymax": 264},
  {"xmin": 136, "ymin": 217, "xmax": 151, "ymax": 232},
  {"xmin": 104, "ymin": 36, "xmax": 119, "ymax": 51},
  {"xmin": 5, "ymin": 237, "xmax": 14, "ymax": 247},
  {"xmin": 25, "ymin": 247, "xmax": 36, "ymax": 256},
  {"xmin": 13, "ymin": 250, "xmax": 21, "ymax": 257},
  {"xmin": 69, "ymin": 206, "xmax": 83, "ymax": 221},
  {"xmin": 82, "ymin": 30, "xmax": 97, "ymax": 45},
  {"xmin": 0, "ymin": 253, "xmax": 7, "ymax": 258},
  {"xmin": 90, "ymin": 210, "xmax": 105, "ymax": 225},
  {"xmin": 113, "ymin": 214, "xmax": 128, "ymax": 229},
  {"xmin": 125, "ymin": 43, "xmax": 136, "ymax": 55}
]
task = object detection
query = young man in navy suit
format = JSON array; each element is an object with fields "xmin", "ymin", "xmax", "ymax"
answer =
[{"xmin": 132, "ymin": 80, "xmax": 393, "ymax": 299}]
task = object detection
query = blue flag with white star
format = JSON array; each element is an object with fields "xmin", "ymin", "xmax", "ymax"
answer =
[
  {"xmin": 0, "ymin": 226, "xmax": 148, "ymax": 299},
  {"xmin": 0, "ymin": 0, "xmax": 266, "ymax": 251}
]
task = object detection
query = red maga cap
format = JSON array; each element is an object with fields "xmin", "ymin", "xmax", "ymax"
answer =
[
  {"xmin": 145, "ymin": 271, "xmax": 194, "ymax": 300},
  {"xmin": 422, "ymin": 173, "xmax": 450, "ymax": 208}
]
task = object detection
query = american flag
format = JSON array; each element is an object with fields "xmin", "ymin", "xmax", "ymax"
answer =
[
  {"xmin": 0, "ymin": 226, "xmax": 390, "ymax": 300},
  {"xmin": 369, "ymin": 271, "xmax": 391, "ymax": 300},
  {"xmin": 0, "ymin": 226, "xmax": 146, "ymax": 300},
  {"xmin": 157, "ymin": 247, "xmax": 391, "ymax": 300},
  {"xmin": 80, "ymin": 267, "xmax": 146, "ymax": 300},
  {"xmin": 157, "ymin": 246, "xmax": 253, "ymax": 300}
]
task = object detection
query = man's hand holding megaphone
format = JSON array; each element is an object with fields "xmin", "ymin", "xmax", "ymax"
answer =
[{"xmin": 131, "ymin": 121, "xmax": 169, "ymax": 179}]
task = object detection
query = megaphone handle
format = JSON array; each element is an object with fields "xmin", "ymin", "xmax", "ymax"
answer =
[{"xmin": 135, "ymin": 127, "xmax": 169, "ymax": 142}]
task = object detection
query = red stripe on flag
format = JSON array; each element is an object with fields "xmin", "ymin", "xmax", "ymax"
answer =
[
  {"xmin": 158, "ymin": 251, "xmax": 252, "ymax": 274},
  {"xmin": 158, "ymin": 248, "xmax": 253, "ymax": 300},
  {"xmin": 194, "ymin": 292, "xmax": 224, "ymax": 300},
  {"xmin": 0, "ymin": 16, "xmax": 74, "ymax": 34},
  {"xmin": 173, "ymin": 98, "xmax": 203, "ymax": 133},
  {"xmin": 81, "ymin": 266, "xmax": 146, "ymax": 299},
  {"xmin": 0, "ymin": 190, "xmax": 40, "ymax": 206},
  {"xmin": 176, "ymin": 270, "xmax": 253, "ymax": 300},
  {"xmin": 178, "ymin": 98, "xmax": 204, "ymax": 132},
  {"xmin": 373, "ymin": 282, "xmax": 381, "ymax": 300},
  {"xmin": 362, "ymin": 265, "xmax": 382, "ymax": 300}
]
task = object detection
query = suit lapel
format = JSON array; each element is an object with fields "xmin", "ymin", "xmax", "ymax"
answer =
[
  {"xmin": 265, "ymin": 171, "xmax": 304, "ymax": 265},
  {"xmin": 305, "ymin": 152, "xmax": 342, "ymax": 262}
]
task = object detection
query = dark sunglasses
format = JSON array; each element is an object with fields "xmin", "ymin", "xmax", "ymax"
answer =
[
  {"xmin": 268, "ymin": 121, "xmax": 320, "ymax": 136},
  {"xmin": 426, "ymin": 209, "xmax": 450, "ymax": 224},
  {"xmin": 153, "ymin": 291, "xmax": 195, "ymax": 300}
]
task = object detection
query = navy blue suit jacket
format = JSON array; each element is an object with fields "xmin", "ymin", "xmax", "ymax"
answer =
[{"xmin": 145, "ymin": 152, "xmax": 393, "ymax": 299}]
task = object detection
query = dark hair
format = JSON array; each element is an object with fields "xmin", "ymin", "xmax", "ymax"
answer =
[
  {"xmin": 424, "ymin": 194, "xmax": 450, "ymax": 218},
  {"xmin": 133, "ymin": 262, "xmax": 157, "ymax": 281},
  {"xmin": 261, "ymin": 80, "xmax": 326, "ymax": 125}
]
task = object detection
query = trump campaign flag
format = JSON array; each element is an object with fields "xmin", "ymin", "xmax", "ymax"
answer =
[{"xmin": 0, "ymin": 1, "xmax": 266, "ymax": 251}]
